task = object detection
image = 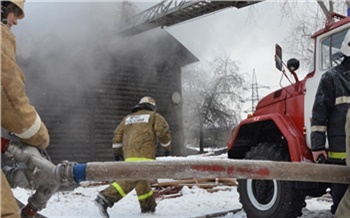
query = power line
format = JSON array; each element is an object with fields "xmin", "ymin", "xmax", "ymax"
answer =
[{"xmin": 244, "ymin": 69, "xmax": 269, "ymax": 114}]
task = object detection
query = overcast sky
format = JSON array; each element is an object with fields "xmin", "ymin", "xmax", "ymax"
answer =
[
  {"xmin": 133, "ymin": 1, "xmax": 349, "ymax": 115},
  {"xmin": 166, "ymin": 1, "xmax": 292, "ymax": 113},
  {"xmin": 15, "ymin": 1, "xmax": 348, "ymax": 117},
  {"xmin": 132, "ymin": 1, "xmax": 321, "ymax": 114}
]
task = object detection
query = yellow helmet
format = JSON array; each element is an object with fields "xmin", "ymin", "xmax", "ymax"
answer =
[
  {"xmin": 12, "ymin": 0, "xmax": 24, "ymax": 19},
  {"xmin": 7, "ymin": 0, "xmax": 25, "ymax": 19}
]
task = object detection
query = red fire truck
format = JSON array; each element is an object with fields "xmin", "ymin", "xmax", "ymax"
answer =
[{"xmin": 227, "ymin": 13, "xmax": 350, "ymax": 218}]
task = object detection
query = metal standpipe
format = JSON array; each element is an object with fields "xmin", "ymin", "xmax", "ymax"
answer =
[
  {"xmin": 5, "ymin": 141, "xmax": 78, "ymax": 211},
  {"xmin": 5, "ymin": 141, "xmax": 79, "ymax": 186}
]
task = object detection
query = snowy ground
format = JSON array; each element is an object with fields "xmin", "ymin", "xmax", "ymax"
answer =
[
  {"xmin": 14, "ymin": 185, "xmax": 334, "ymax": 218},
  {"xmin": 12, "ymin": 153, "xmax": 335, "ymax": 218}
]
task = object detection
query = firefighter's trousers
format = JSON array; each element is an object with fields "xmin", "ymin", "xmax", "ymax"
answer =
[
  {"xmin": 335, "ymin": 110, "xmax": 350, "ymax": 218},
  {"xmin": 336, "ymin": 187, "xmax": 350, "ymax": 218},
  {"xmin": 1, "ymin": 170, "xmax": 20, "ymax": 218},
  {"xmin": 100, "ymin": 179, "xmax": 156, "ymax": 212}
]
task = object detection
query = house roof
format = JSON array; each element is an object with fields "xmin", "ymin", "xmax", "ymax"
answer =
[{"xmin": 118, "ymin": 28, "xmax": 199, "ymax": 67}]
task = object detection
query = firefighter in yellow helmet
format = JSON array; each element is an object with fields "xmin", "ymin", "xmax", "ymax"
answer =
[
  {"xmin": 1, "ymin": 0, "xmax": 50, "ymax": 217},
  {"xmin": 94, "ymin": 96, "xmax": 171, "ymax": 218}
]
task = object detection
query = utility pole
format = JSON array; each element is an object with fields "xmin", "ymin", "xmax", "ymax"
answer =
[{"xmin": 244, "ymin": 69, "xmax": 269, "ymax": 114}]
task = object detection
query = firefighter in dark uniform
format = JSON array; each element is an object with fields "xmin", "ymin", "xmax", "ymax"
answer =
[
  {"xmin": 335, "ymin": 109, "xmax": 350, "ymax": 218},
  {"xmin": 94, "ymin": 96, "xmax": 171, "ymax": 218},
  {"xmin": 311, "ymin": 29, "xmax": 350, "ymax": 215}
]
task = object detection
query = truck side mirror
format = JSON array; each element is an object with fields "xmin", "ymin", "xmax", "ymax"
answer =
[
  {"xmin": 287, "ymin": 58, "xmax": 300, "ymax": 71},
  {"xmin": 275, "ymin": 44, "xmax": 283, "ymax": 71}
]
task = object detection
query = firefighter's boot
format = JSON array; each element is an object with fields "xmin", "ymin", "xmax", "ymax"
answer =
[
  {"xmin": 20, "ymin": 204, "xmax": 37, "ymax": 218},
  {"xmin": 140, "ymin": 196, "xmax": 157, "ymax": 213},
  {"xmin": 94, "ymin": 196, "xmax": 110, "ymax": 218}
]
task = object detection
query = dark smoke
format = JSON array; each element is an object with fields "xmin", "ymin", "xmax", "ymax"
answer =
[{"xmin": 10, "ymin": 1, "xmax": 189, "ymax": 161}]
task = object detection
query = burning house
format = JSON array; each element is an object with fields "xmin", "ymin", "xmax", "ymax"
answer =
[{"xmin": 15, "ymin": 2, "xmax": 198, "ymax": 164}]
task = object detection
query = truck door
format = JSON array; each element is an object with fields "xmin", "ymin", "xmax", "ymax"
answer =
[{"xmin": 304, "ymin": 27, "xmax": 350, "ymax": 149}]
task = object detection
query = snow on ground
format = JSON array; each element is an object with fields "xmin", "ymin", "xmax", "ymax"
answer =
[
  {"xmin": 13, "ymin": 185, "xmax": 334, "ymax": 218},
  {"xmin": 12, "ymin": 154, "xmax": 334, "ymax": 218}
]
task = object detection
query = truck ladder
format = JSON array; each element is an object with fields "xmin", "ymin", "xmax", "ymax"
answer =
[{"xmin": 119, "ymin": 0, "xmax": 262, "ymax": 36}]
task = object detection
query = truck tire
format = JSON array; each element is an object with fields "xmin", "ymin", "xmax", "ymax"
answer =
[{"xmin": 237, "ymin": 143, "xmax": 306, "ymax": 218}]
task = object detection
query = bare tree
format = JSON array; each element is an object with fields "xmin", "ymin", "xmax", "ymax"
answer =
[
  {"xmin": 201, "ymin": 56, "xmax": 246, "ymax": 128},
  {"xmin": 182, "ymin": 55, "xmax": 248, "ymax": 153},
  {"xmin": 283, "ymin": 1, "xmax": 348, "ymax": 69}
]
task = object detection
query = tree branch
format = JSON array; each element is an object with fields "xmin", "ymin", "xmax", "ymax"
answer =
[
  {"xmin": 317, "ymin": 0, "xmax": 330, "ymax": 17},
  {"xmin": 346, "ymin": 1, "xmax": 350, "ymax": 8}
]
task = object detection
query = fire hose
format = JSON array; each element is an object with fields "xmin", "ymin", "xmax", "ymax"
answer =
[
  {"xmin": 4, "ymin": 137, "xmax": 350, "ymax": 185},
  {"xmin": 3, "ymin": 137, "xmax": 350, "ymax": 215}
]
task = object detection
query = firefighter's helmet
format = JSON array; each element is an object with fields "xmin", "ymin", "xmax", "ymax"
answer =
[
  {"xmin": 139, "ymin": 96, "xmax": 156, "ymax": 107},
  {"xmin": 341, "ymin": 29, "xmax": 350, "ymax": 57},
  {"xmin": 131, "ymin": 96, "xmax": 156, "ymax": 112},
  {"xmin": 12, "ymin": 0, "xmax": 24, "ymax": 19},
  {"xmin": 1, "ymin": 0, "xmax": 25, "ymax": 19}
]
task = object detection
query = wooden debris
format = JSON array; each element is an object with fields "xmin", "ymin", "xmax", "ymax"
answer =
[
  {"xmin": 152, "ymin": 177, "xmax": 237, "ymax": 199},
  {"xmin": 79, "ymin": 178, "xmax": 237, "ymax": 200}
]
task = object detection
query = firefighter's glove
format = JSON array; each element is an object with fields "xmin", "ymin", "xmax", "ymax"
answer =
[
  {"xmin": 316, "ymin": 154, "xmax": 327, "ymax": 164},
  {"xmin": 164, "ymin": 150, "xmax": 170, "ymax": 157},
  {"xmin": 20, "ymin": 204, "xmax": 37, "ymax": 218},
  {"xmin": 1, "ymin": 137, "xmax": 10, "ymax": 153},
  {"xmin": 16, "ymin": 122, "xmax": 50, "ymax": 150},
  {"xmin": 113, "ymin": 147, "xmax": 123, "ymax": 161},
  {"xmin": 114, "ymin": 155, "xmax": 124, "ymax": 162},
  {"xmin": 22, "ymin": 136, "xmax": 49, "ymax": 150}
]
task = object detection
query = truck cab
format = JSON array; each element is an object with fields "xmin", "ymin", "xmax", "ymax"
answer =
[{"xmin": 227, "ymin": 13, "xmax": 350, "ymax": 218}]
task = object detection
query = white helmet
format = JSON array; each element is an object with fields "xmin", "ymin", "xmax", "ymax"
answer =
[
  {"xmin": 131, "ymin": 96, "xmax": 156, "ymax": 112},
  {"xmin": 340, "ymin": 29, "xmax": 350, "ymax": 57},
  {"xmin": 139, "ymin": 96, "xmax": 156, "ymax": 107}
]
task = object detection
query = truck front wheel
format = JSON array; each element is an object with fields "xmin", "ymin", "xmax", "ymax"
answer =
[{"xmin": 237, "ymin": 143, "xmax": 305, "ymax": 218}]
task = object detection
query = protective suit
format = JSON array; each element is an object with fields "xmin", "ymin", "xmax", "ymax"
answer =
[
  {"xmin": 312, "ymin": 30, "xmax": 350, "ymax": 215},
  {"xmin": 95, "ymin": 96, "xmax": 171, "ymax": 217},
  {"xmin": 1, "ymin": 171, "xmax": 19, "ymax": 218},
  {"xmin": 1, "ymin": 1, "xmax": 49, "ymax": 217},
  {"xmin": 112, "ymin": 109, "xmax": 171, "ymax": 160},
  {"xmin": 1, "ymin": 24, "xmax": 49, "ymax": 149},
  {"xmin": 310, "ymin": 61, "xmax": 350, "ymax": 159},
  {"xmin": 335, "ymin": 109, "xmax": 350, "ymax": 218}
]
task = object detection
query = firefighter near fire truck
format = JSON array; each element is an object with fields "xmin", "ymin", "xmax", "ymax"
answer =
[
  {"xmin": 226, "ymin": 12, "xmax": 350, "ymax": 218},
  {"xmin": 1, "ymin": 1, "xmax": 350, "ymax": 217},
  {"xmin": 335, "ymin": 110, "xmax": 350, "ymax": 218},
  {"xmin": 311, "ymin": 28, "xmax": 350, "ymax": 214},
  {"xmin": 1, "ymin": 0, "xmax": 53, "ymax": 217},
  {"xmin": 94, "ymin": 96, "xmax": 171, "ymax": 218}
]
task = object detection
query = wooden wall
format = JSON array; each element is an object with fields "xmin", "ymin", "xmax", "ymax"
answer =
[{"xmin": 22, "ymin": 30, "xmax": 197, "ymax": 164}]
